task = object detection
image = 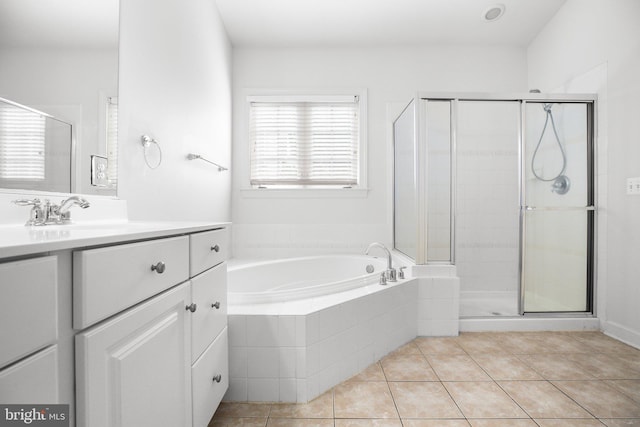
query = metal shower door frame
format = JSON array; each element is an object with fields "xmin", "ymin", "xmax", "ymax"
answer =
[
  {"xmin": 518, "ymin": 98, "xmax": 597, "ymax": 316},
  {"xmin": 414, "ymin": 92, "xmax": 597, "ymax": 317}
]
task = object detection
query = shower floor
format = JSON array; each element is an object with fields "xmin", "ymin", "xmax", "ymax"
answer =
[{"xmin": 460, "ymin": 291, "xmax": 519, "ymax": 317}]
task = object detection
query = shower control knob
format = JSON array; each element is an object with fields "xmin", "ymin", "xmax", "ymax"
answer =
[
  {"xmin": 212, "ymin": 301, "xmax": 221, "ymax": 309},
  {"xmin": 211, "ymin": 244, "xmax": 220, "ymax": 252},
  {"xmin": 212, "ymin": 374, "xmax": 222, "ymax": 383},
  {"xmin": 151, "ymin": 261, "xmax": 166, "ymax": 274},
  {"xmin": 185, "ymin": 303, "xmax": 197, "ymax": 313}
]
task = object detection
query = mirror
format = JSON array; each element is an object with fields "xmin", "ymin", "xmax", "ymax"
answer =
[{"xmin": 0, "ymin": 0, "xmax": 119, "ymax": 196}]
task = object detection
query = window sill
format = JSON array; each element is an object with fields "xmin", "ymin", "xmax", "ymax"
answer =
[{"xmin": 240, "ymin": 187, "xmax": 370, "ymax": 199}]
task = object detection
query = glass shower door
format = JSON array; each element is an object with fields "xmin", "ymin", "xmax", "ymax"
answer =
[{"xmin": 521, "ymin": 101, "xmax": 594, "ymax": 313}]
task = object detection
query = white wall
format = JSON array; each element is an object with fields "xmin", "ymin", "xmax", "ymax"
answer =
[
  {"xmin": 528, "ymin": 0, "xmax": 640, "ymax": 346},
  {"xmin": 118, "ymin": 0, "xmax": 232, "ymax": 222},
  {"xmin": 232, "ymin": 46, "xmax": 527, "ymax": 258}
]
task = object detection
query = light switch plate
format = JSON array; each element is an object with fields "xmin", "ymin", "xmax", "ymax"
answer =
[{"xmin": 91, "ymin": 155, "xmax": 109, "ymax": 187}]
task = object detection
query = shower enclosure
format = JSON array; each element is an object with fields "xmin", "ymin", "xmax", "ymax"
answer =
[{"xmin": 393, "ymin": 93, "xmax": 596, "ymax": 316}]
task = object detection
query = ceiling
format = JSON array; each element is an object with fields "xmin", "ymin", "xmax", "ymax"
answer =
[
  {"xmin": 0, "ymin": 0, "xmax": 118, "ymax": 48},
  {"xmin": 215, "ymin": 0, "xmax": 567, "ymax": 48},
  {"xmin": 0, "ymin": 0, "xmax": 567, "ymax": 50}
]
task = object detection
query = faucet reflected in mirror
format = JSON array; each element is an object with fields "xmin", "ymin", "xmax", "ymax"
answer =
[{"xmin": 13, "ymin": 195, "xmax": 90, "ymax": 226}]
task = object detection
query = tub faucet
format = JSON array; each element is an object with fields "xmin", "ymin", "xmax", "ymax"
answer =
[{"xmin": 365, "ymin": 242, "xmax": 397, "ymax": 282}]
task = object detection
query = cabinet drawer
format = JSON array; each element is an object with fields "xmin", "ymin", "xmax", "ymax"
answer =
[
  {"xmin": 73, "ymin": 236, "xmax": 189, "ymax": 329},
  {"xmin": 0, "ymin": 256, "xmax": 57, "ymax": 366},
  {"xmin": 0, "ymin": 345, "xmax": 59, "ymax": 404},
  {"xmin": 189, "ymin": 228, "xmax": 228, "ymax": 277},
  {"xmin": 192, "ymin": 328, "xmax": 228, "ymax": 427},
  {"xmin": 191, "ymin": 263, "xmax": 227, "ymax": 362}
]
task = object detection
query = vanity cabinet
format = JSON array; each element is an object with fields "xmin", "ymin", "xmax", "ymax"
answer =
[
  {"xmin": 73, "ymin": 226, "xmax": 229, "ymax": 427},
  {"xmin": 0, "ymin": 256, "xmax": 60, "ymax": 404}
]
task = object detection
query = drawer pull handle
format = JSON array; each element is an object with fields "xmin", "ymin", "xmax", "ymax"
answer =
[
  {"xmin": 185, "ymin": 303, "xmax": 197, "ymax": 313},
  {"xmin": 151, "ymin": 262, "xmax": 166, "ymax": 274},
  {"xmin": 212, "ymin": 374, "xmax": 222, "ymax": 383},
  {"xmin": 211, "ymin": 244, "xmax": 220, "ymax": 252},
  {"xmin": 211, "ymin": 301, "xmax": 221, "ymax": 309}
]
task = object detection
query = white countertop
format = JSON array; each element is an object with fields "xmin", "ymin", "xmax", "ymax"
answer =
[{"xmin": 0, "ymin": 221, "xmax": 230, "ymax": 259}]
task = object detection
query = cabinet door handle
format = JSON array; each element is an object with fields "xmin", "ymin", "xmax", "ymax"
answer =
[
  {"xmin": 185, "ymin": 303, "xmax": 197, "ymax": 313},
  {"xmin": 212, "ymin": 374, "xmax": 222, "ymax": 383},
  {"xmin": 151, "ymin": 261, "xmax": 166, "ymax": 274},
  {"xmin": 211, "ymin": 301, "xmax": 220, "ymax": 309},
  {"xmin": 210, "ymin": 244, "xmax": 220, "ymax": 252}
]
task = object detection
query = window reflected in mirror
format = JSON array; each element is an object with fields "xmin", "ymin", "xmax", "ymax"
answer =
[{"xmin": 0, "ymin": 98, "xmax": 71, "ymax": 193}]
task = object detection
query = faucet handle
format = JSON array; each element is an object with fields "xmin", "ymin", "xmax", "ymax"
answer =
[
  {"xmin": 398, "ymin": 266, "xmax": 407, "ymax": 279},
  {"xmin": 12, "ymin": 198, "xmax": 46, "ymax": 226},
  {"xmin": 12, "ymin": 198, "xmax": 42, "ymax": 207},
  {"xmin": 379, "ymin": 272, "xmax": 387, "ymax": 286}
]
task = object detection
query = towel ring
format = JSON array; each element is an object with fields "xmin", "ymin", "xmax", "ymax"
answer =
[{"xmin": 141, "ymin": 135, "xmax": 162, "ymax": 169}]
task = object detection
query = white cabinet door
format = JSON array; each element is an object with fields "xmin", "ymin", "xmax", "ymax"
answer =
[
  {"xmin": 0, "ymin": 345, "xmax": 59, "ymax": 404},
  {"xmin": 76, "ymin": 282, "xmax": 192, "ymax": 427},
  {"xmin": 0, "ymin": 256, "xmax": 57, "ymax": 366}
]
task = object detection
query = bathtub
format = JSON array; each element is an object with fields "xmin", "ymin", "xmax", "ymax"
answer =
[
  {"xmin": 225, "ymin": 253, "xmax": 419, "ymax": 403},
  {"xmin": 228, "ymin": 255, "xmax": 388, "ymax": 305}
]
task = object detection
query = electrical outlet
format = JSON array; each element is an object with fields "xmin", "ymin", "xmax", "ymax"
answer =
[
  {"xmin": 627, "ymin": 177, "xmax": 640, "ymax": 195},
  {"xmin": 91, "ymin": 155, "xmax": 109, "ymax": 187}
]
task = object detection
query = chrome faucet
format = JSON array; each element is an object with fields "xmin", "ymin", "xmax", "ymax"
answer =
[
  {"xmin": 58, "ymin": 195, "xmax": 91, "ymax": 214},
  {"xmin": 365, "ymin": 242, "xmax": 397, "ymax": 283},
  {"xmin": 13, "ymin": 196, "xmax": 90, "ymax": 226}
]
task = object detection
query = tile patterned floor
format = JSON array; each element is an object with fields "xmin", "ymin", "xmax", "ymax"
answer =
[{"xmin": 210, "ymin": 331, "xmax": 640, "ymax": 427}]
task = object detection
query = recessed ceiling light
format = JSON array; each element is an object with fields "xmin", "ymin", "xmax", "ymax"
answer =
[{"xmin": 482, "ymin": 4, "xmax": 506, "ymax": 22}]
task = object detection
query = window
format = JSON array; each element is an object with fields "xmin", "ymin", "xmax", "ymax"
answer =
[
  {"xmin": 0, "ymin": 102, "xmax": 45, "ymax": 181},
  {"xmin": 106, "ymin": 96, "xmax": 118, "ymax": 186},
  {"xmin": 249, "ymin": 94, "xmax": 363, "ymax": 188}
]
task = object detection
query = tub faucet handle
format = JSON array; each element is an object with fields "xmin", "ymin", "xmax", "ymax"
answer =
[
  {"xmin": 379, "ymin": 272, "xmax": 387, "ymax": 286},
  {"xmin": 398, "ymin": 266, "xmax": 407, "ymax": 279}
]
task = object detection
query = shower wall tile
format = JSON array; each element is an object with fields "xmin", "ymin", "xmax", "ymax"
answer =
[{"xmin": 231, "ymin": 223, "xmax": 389, "ymax": 259}]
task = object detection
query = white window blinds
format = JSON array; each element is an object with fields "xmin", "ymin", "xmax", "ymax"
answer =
[
  {"xmin": 106, "ymin": 96, "xmax": 118, "ymax": 186},
  {"xmin": 0, "ymin": 102, "xmax": 45, "ymax": 181},
  {"xmin": 249, "ymin": 96, "xmax": 359, "ymax": 186}
]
